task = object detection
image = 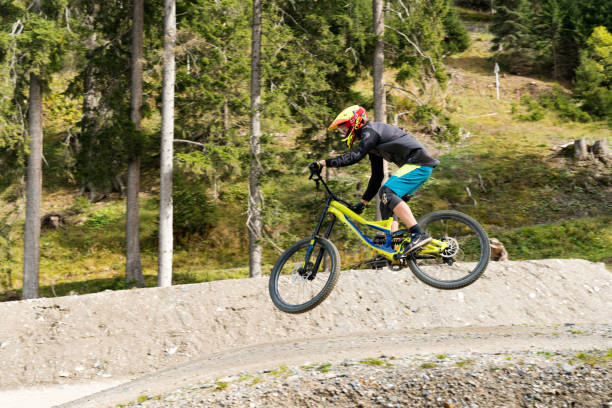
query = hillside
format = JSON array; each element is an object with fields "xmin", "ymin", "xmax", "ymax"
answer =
[{"xmin": 0, "ymin": 17, "xmax": 611, "ymax": 300}]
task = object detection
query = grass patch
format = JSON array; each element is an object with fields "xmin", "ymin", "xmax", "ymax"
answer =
[
  {"xmin": 575, "ymin": 351, "xmax": 612, "ymax": 366},
  {"xmin": 316, "ymin": 363, "xmax": 332, "ymax": 373},
  {"xmin": 136, "ymin": 395, "xmax": 148, "ymax": 403},
  {"xmin": 269, "ymin": 365, "xmax": 291, "ymax": 376},
  {"xmin": 214, "ymin": 381, "xmax": 228, "ymax": 391},
  {"xmin": 493, "ymin": 217, "xmax": 612, "ymax": 264},
  {"xmin": 420, "ymin": 362, "xmax": 437, "ymax": 369},
  {"xmin": 455, "ymin": 359, "xmax": 472, "ymax": 367},
  {"xmin": 250, "ymin": 377, "xmax": 262, "ymax": 386},
  {"xmin": 436, "ymin": 354, "xmax": 447, "ymax": 360},
  {"xmin": 359, "ymin": 358, "xmax": 392, "ymax": 367}
]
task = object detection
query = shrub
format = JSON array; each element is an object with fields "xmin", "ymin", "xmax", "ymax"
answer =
[
  {"xmin": 539, "ymin": 87, "xmax": 591, "ymax": 122},
  {"xmin": 173, "ymin": 170, "xmax": 220, "ymax": 236}
]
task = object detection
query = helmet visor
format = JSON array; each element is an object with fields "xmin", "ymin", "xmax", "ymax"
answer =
[{"xmin": 328, "ymin": 118, "xmax": 348, "ymax": 131}]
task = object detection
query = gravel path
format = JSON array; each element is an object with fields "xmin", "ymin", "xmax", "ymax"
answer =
[
  {"xmin": 59, "ymin": 324, "xmax": 612, "ymax": 408},
  {"xmin": 127, "ymin": 349, "xmax": 612, "ymax": 408}
]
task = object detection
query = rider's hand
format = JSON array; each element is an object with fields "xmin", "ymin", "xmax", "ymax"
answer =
[
  {"xmin": 309, "ymin": 161, "xmax": 322, "ymax": 175},
  {"xmin": 350, "ymin": 202, "xmax": 366, "ymax": 214}
]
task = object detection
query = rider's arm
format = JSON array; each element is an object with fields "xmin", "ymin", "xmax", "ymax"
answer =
[
  {"xmin": 324, "ymin": 130, "xmax": 380, "ymax": 168},
  {"xmin": 362, "ymin": 153, "xmax": 384, "ymax": 203}
]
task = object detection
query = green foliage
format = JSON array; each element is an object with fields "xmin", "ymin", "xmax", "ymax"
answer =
[
  {"xmin": 386, "ymin": 0, "xmax": 455, "ymax": 88},
  {"xmin": 443, "ymin": 4, "xmax": 471, "ymax": 54},
  {"xmin": 172, "ymin": 169, "xmax": 220, "ymax": 236},
  {"xmin": 411, "ymin": 105, "xmax": 462, "ymax": 143},
  {"xmin": 491, "ymin": 0, "xmax": 539, "ymax": 75},
  {"xmin": 512, "ymin": 89, "xmax": 592, "ymax": 123},
  {"xmin": 574, "ymin": 26, "xmax": 612, "ymax": 121},
  {"xmin": 0, "ymin": 1, "xmax": 74, "ymax": 186},
  {"xmin": 515, "ymin": 95, "xmax": 545, "ymax": 122},
  {"xmin": 491, "ymin": 0, "xmax": 612, "ymax": 82},
  {"xmin": 175, "ymin": 0, "xmax": 250, "ymax": 142},
  {"xmin": 539, "ymin": 87, "xmax": 592, "ymax": 122},
  {"xmin": 494, "ymin": 217, "xmax": 612, "ymax": 263},
  {"xmin": 454, "ymin": 0, "xmax": 491, "ymax": 11}
]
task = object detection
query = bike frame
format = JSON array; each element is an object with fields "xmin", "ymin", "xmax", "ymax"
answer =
[{"xmin": 305, "ymin": 174, "xmax": 449, "ymax": 267}]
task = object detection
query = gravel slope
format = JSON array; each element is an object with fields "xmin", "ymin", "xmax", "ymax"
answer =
[
  {"xmin": 123, "ymin": 349, "xmax": 612, "ymax": 408},
  {"xmin": 0, "ymin": 259, "xmax": 610, "ymax": 406}
]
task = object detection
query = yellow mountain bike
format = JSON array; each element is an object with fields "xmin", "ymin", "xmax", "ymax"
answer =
[{"xmin": 269, "ymin": 167, "xmax": 490, "ymax": 314}]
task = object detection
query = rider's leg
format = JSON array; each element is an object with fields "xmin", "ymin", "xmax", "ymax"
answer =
[
  {"xmin": 379, "ymin": 187, "xmax": 417, "ymax": 232},
  {"xmin": 380, "ymin": 165, "xmax": 434, "ymax": 253},
  {"xmin": 391, "ymin": 201, "xmax": 417, "ymax": 232}
]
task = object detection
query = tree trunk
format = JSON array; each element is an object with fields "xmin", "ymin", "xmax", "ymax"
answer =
[
  {"xmin": 22, "ymin": 71, "xmax": 43, "ymax": 300},
  {"xmin": 373, "ymin": 0, "xmax": 388, "ymax": 221},
  {"xmin": 158, "ymin": 0, "xmax": 175, "ymax": 288},
  {"xmin": 248, "ymin": 0, "xmax": 263, "ymax": 278},
  {"xmin": 222, "ymin": 98, "xmax": 229, "ymax": 142},
  {"xmin": 79, "ymin": 5, "xmax": 100, "ymax": 196},
  {"xmin": 574, "ymin": 138, "xmax": 588, "ymax": 161},
  {"xmin": 126, "ymin": 0, "xmax": 144, "ymax": 287}
]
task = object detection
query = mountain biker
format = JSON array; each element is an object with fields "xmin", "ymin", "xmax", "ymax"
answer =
[{"xmin": 310, "ymin": 105, "xmax": 439, "ymax": 255}]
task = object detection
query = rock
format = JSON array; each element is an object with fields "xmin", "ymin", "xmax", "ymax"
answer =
[
  {"xmin": 41, "ymin": 213, "xmax": 65, "ymax": 230},
  {"xmin": 489, "ymin": 238, "xmax": 508, "ymax": 261}
]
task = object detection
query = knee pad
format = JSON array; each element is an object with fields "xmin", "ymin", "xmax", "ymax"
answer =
[{"xmin": 379, "ymin": 186, "xmax": 402, "ymax": 219}]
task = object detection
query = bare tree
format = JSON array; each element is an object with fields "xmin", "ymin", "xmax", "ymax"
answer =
[
  {"xmin": 158, "ymin": 0, "xmax": 176, "ymax": 287},
  {"xmin": 126, "ymin": 0, "xmax": 145, "ymax": 287},
  {"xmin": 373, "ymin": 0, "xmax": 388, "ymax": 220},
  {"xmin": 22, "ymin": 0, "xmax": 43, "ymax": 300},
  {"xmin": 22, "ymin": 73, "xmax": 43, "ymax": 299},
  {"xmin": 248, "ymin": 0, "xmax": 263, "ymax": 278}
]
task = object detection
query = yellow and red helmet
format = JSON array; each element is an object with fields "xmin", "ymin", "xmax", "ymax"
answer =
[{"xmin": 328, "ymin": 105, "xmax": 368, "ymax": 148}]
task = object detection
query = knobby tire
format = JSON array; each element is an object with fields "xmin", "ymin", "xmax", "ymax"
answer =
[
  {"xmin": 408, "ymin": 210, "xmax": 490, "ymax": 290},
  {"xmin": 269, "ymin": 236, "xmax": 341, "ymax": 314}
]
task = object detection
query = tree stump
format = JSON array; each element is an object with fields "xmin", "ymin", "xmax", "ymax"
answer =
[
  {"xmin": 41, "ymin": 213, "xmax": 65, "ymax": 230},
  {"xmin": 592, "ymin": 139, "xmax": 610, "ymax": 165},
  {"xmin": 489, "ymin": 238, "xmax": 509, "ymax": 261},
  {"xmin": 574, "ymin": 138, "xmax": 588, "ymax": 160}
]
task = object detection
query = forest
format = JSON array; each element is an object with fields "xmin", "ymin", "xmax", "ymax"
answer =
[{"xmin": 0, "ymin": 0, "xmax": 610, "ymax": 300}]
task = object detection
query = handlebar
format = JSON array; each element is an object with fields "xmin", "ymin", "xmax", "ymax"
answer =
[{"xmin": 307, "ymin": 167, "xmax": 353, "ymax": 208}]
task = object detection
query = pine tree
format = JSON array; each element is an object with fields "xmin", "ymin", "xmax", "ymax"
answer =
[
  {"xmin": 491, "ymin": 0, "xmax": 539, "ymax": 75},
  {"xmin": 574, "ymin": 26, "xmax": 612, "ymax": 120}
]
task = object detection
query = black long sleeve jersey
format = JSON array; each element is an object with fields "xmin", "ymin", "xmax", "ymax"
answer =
[{"xmin": 325, "ymin": 121, "xmax": 439, "ymax": 202}]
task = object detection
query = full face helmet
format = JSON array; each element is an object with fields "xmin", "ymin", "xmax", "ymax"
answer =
[{"xmin": 327, "ymin": 105, "xmax": 368, "ymax": 148}]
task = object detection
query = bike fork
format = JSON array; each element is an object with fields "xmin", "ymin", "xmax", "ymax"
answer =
[{"xmin": 304, "ymin": 196, "xmax": 336, "ymax": 278}]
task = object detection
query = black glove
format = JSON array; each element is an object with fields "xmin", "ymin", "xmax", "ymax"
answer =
[
  {"xmin": 350, "ymin": 202, "xmax": 366, "ymax": 214},
  {"xmin": 309, "ymin": 161, "xmax": 322, "ymax": 176}
]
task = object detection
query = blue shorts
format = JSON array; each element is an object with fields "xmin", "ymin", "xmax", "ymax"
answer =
[
  {"xmin": 384, "ymin": 164, "xmax": 433, "ymax": 198},
  {"xmin": 378, "ymin": 164, "xmax": 433, "ymax": 220}
]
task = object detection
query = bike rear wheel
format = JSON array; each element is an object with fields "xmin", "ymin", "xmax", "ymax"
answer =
[
  {"xmin": 408, "ymin": 210, "xmax": 490, "ymax": 290},
  {"xmin": 269, "ymin": 236, "xmax": 340, "ymax": 314}
]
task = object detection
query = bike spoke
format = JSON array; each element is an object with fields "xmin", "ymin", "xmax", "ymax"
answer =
[
  {"xmin": 413, "ymin": 215, "xmax": 486, "ymax": 284},
  {"xmin": 275, "ymin": 243, "xmax": 333, "ymax": 309}
]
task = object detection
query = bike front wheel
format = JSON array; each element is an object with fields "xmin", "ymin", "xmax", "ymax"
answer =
[
  {"xmin": 408, "ymin": 210, "xmax": 490, "ymax": 290},
  {"xmin": 269, "ymin": 236, "xmax": 340, "ymax": 314}
]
